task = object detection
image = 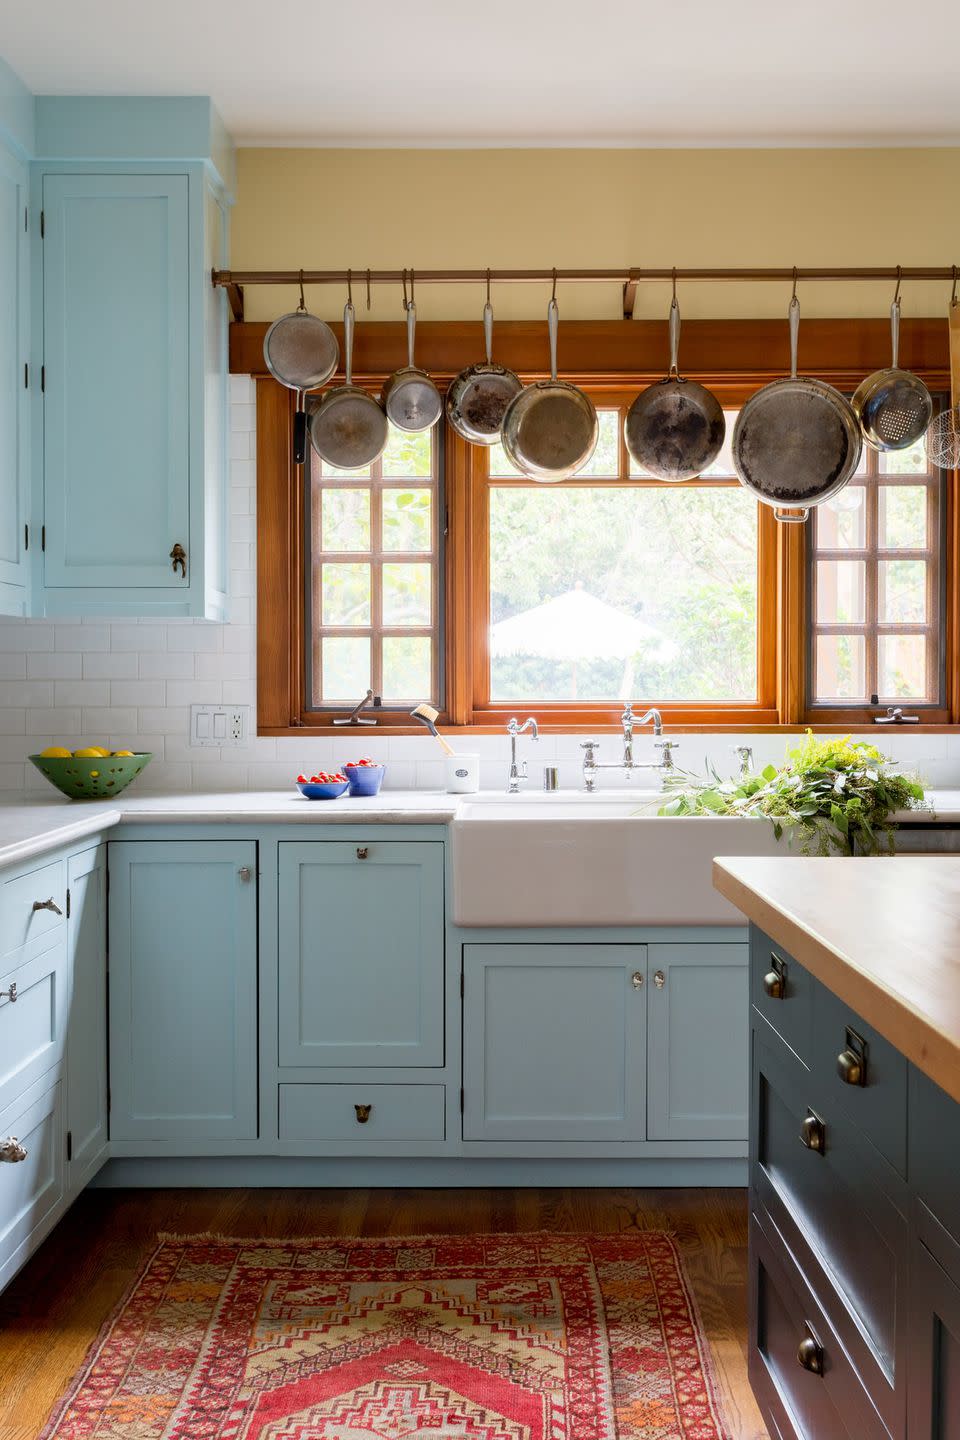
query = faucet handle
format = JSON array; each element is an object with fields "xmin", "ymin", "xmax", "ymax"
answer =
[
  {"xmin": 654, "ymin": 739, "xmax": 680, "ymax": 764},
  {"xmin": 580, "ymin": 739, "xmax": 600, "ymax": 754}
]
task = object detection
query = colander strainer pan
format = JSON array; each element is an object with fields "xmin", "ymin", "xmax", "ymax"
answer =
[{"xmin": 852, "ymin": 299, "xmax": 932, "ymax": 452}]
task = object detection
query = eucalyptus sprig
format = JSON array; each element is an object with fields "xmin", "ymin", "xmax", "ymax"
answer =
[{"xmin": 657, "ymin": 731, "xmax": 927, "ymax": 855}]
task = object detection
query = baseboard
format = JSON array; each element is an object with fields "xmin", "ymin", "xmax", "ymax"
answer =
[{"xmin": 91, "ymin": 1156, "xmax": 749, "ymax": 1188}]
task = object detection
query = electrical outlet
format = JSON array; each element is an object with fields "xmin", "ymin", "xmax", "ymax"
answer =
[{"xmin": 190, "ymin": 704, "xmax": 250, "ymax": 748}]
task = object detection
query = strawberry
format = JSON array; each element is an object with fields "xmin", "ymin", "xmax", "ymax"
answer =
[{"xmin": 296, "ymin": 774, "xmax": 306, "ymax": 783}]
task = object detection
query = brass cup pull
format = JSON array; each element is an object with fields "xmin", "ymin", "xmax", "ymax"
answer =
[
  {"xmin": 763, "ymin": 953, "xmax": 787, "ymax": 999},
  {"xmin": 797, "ymin": 1326, "xmax": 825, "ymax": 1376},
  {"xmin": 32, "ymin": 897, "xmax": 63, "ymax": 916},
  {"xmin": 0, "ymin": 1137, "xmax": 28, "ymax": 1163},
  {"xmin": 800, "ymin": 1109, "xmax": 826, "ymax": 1154},
  {"xmin": 356, "ymin": 847, "xmax": 369, "ymax": 860},
  {"xmin": 0, "ymin": 982, "xmax": 17, "ymax": 1003},
  {"xmin": 354, "ymin": 1104, "xmax": 372, "ymax": 1124},
  {"xmin": 837, "ymin": 1027, "xmax": 868, "ymax": 1087},
  {"xmin": 631, "ymin": 971, "xmax": 644, "ymax": 990}
]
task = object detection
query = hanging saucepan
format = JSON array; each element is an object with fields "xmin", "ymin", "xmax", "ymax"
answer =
[
  {"xmin": 262, "ymin": 273, "xmax": 340, "ymax": 465},
  {"xmin": 852, "ymin": 291, "xmax": 932, "ymax": 452},
  {"xmin": 732, "ymin": 294, "xmax": 862, "ymax": 522},
  {"xmin": 381, "ymin": 277, "xmax": 442, "ymax": 434},
  {"xmin": 500, "ymin": 296, "xmax": 599, "ymax": 482},
  {"xmin": 446, "ymin": 289, "xmax": 522, "ymax": 445},
  {"xmin": 310, "ymin": 297, "xmax": 388, "ymax": 470},
  {"xmin": 624, "ymin": 293, "xmax": 725, "ymax": 480}
]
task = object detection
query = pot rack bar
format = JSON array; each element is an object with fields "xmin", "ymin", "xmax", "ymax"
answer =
[{"xmin": 211, "ymin": 264, "xmax": 960, "ymax": 322}]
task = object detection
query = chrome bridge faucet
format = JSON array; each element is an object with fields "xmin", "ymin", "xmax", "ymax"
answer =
[
  {"xmin": 506, "ymin": 716, "xmax": 539, "ymax": 792},
  {"xmin": 580, "ymin": 704, "xmax": 679, "ymax": 791}
]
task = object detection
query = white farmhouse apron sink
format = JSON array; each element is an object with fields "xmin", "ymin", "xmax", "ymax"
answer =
[{"xmin": 451, "ymin": 790, "xmax": 788, "ymax": 927}]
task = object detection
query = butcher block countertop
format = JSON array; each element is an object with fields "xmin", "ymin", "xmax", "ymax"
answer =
[{"xmin": 714, "ymin": 855, "xmax": 960, "ymax": 1104}]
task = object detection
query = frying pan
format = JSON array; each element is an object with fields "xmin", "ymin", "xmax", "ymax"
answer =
[
  {"xmin": 624, "ymin": 296, "xmax": 725, "ymax": 481},
  {"xmin": 852, "ymin": 296, "xmax": 932, "ymax": 452},
  {"xmin": 446, "ymin": 295, "xmax": 522, "ymax": 445},
  {"xmin": 732, "ymin": 296, "xmax": 862, "ymax": 522},
  {"xmin": 500, "ymin": 297, "xmax": 598, "ymax": 482},
  {"xmin": 263, "ymin": 274, "xmax": 339, "ymax": 465},
  {"xmin": 310, "ymin": 300, "xmax": 388, "ymax": 470},
  {"xmin": 381, "ymin": 290, "xmax": 442, "ymax": 434}
]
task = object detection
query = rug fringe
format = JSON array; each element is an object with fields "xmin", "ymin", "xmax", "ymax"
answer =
[{"xmin": 153, "ymin": 1225, "xmax": 680, "ymax": 1245}]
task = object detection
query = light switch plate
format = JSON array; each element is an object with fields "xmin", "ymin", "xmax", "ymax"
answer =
[{"xmin": 190, "ymin": 704, "xmax": 250, "ymax": 748}]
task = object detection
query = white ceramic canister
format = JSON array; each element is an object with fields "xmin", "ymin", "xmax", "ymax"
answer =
[{"xmin": 445, "ymin": 753, "xmax": 480, "ymax": 793}]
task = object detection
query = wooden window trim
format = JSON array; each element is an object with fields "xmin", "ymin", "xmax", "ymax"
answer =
[{"xmin": 253, "ymin": 319, "xmax": 955, "ymax": 736}]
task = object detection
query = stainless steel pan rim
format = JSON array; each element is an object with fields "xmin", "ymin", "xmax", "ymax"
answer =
[
  {"xmin": 382, "ymin": 299, "xmax": 442, "ymax": 434},
  {"xmin": 310, "ymin": 300, "xmax": 388, "ymax": 470},
  {"xmin": 852, "ymin": 297, "xmax": 932, "ymax": 452},
  {"xmin": 262, "ymin": 275, "xmax": 340, "ymax": 465},
  {"xmin": 446, "ymin": 298, "xmax": 523, "ymax": 445},
  {"xmin": 732, "ymin": 295, "xmax": 862, "ymax": 522},
  {"xmin": 624, "ymin": 296, "xmax": 725, "ymax": 481},
  {"xmin": 500, "ymin": 297, "xmax": 599, "ymax": 483}
]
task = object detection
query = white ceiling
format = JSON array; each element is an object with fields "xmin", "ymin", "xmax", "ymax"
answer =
[{"xmin": 3, "ymin": 0, "xmax": 960, "ymax": 148}]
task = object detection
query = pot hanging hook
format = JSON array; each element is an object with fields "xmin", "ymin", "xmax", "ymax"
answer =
[
  {"xmin": 298, "ymin": 268, "xmax": 306, "ymax": 312},
  {"xmin": 894, "ymin": 264, "xmax": 903, "ymax": 307}
]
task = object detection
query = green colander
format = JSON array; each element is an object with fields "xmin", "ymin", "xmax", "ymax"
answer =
[{"xmin": 30, "ymin": 753, "xmax": 152, "ymax": 800}]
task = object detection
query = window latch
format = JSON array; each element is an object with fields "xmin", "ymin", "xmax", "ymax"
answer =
[{"xmin": 871, "ymin": 699, "xmax": 919, "ymax": 725}]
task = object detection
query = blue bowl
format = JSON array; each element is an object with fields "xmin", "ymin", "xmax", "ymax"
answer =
[
  {"xmin": 296, "ymin": 779, "xmax": 349, "ymax": 800},
  {"xmin": 342, "ymin": 763, "xmax": 385, "ymax": 797}
]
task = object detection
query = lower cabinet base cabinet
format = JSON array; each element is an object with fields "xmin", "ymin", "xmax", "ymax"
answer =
[
  {"xmin": 909, "ymin": 1210, "xmax": 960, "ymax": 1438},
  {"xmin": 108, "ymin": 841, "xmax": 258, "ymax": 1143},
  {"xmin": 0, "ymin": 1079, "xmax": 63, "ymax": 1292}
]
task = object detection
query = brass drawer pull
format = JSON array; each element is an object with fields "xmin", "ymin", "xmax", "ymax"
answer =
[
  {"xmin": 0, "ymin": 982, "xmax": 17, "ymax": 1003},
  {"xmin": 837, "ymin": 1026, "xmax": 868, "ymax": 1087},
  {"xmin": 356, "ymin": 847, "xmax": 369, "ymax": 860},
  {"xmin": 763, "ymin": 953, "xmax": 787, "ymax": 999},
  {"xmin": 354, "ymin": 1103, "xmax": 372, "ymax": 1124},
  {"xmin": 796, "ymin": 1323, "xmax": 825, "ymax": 1375},
  {"xmin": 32, "ymin": 897, "xmax": 63, "ymax": 916},
  {"xmin": 800, "ymin": 1108, "xmax": 826, "ymax": 1154},
  {"xmin": 0, "ymin": 1137, "xmax": 27, "ymax": 1163}
]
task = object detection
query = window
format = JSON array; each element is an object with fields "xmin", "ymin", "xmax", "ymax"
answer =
[
  {"xmin": 306, "ymin": 425, "xmax": 443, "ymax": 711},
  {"xmin": 808, "ymin": 431, "xmax": 945, "ymax": 713}
]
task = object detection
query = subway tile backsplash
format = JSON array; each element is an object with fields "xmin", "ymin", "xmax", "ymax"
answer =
[{"xmin": 0, "ymin": 373, "xmax": 958, "ymax": 794}]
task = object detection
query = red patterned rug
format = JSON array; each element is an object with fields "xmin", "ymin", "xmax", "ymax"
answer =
[{"xmin": 41, "ymin": 1231, "xmax": 730, "ymax": 1439}]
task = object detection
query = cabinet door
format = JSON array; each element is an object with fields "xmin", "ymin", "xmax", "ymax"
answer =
[
  {"xmin": 462, "ymin": 944, "xmax": 646, "ymax": 1142},
  {"xmin": 0, "ymin": 1080, "xmax": 63, "ymax": 1292},
  {"xmin": 647, "ymin": 942, "xmax": 749, "ymax": 1141},
  {"xmin": 108, "ymin": 841, "xmax": 257, "ymax": 1142},
  {"xmin": 0, "ymin": 142, "xmax": 28, "ymax": 608},
  {"xmin": 278, "ymin": 842, "xmax": 444, "ymax": 1068},
  {"xmin": 65, "ymin": 845, "xmax": 108, "ymax": 1189},
  {"xmin": 909, "ymin": 1232, "xmax": 960, "ymax": 1437},
  {"xmin": 42, "ymin": 173, "xmax": 190, "ymax": 590}
]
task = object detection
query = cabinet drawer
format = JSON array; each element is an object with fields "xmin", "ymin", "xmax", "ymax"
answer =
[
  {"xmin": 750, "ymin": 928, "xmax": 815, "ymax": 1066},
  {"xmin": 0, "ymin": 940, "xmax": 67, "ymax": 1114},
  {"xmin": 754, "ymin": 1029, "xmax": 908, "ymax": 1397},
  {"xmin": 750, "ymin": 1208, "xmax": 889, "ymax": 1440},
  {"xmin": 813, "ymin": 985, "xmax": 907, "ymax": 1176},
  {"xmin": 0, "ymin": 1080, "xmax": 64, "ymax": 1291},
  {"xmin": 1, "ymin": 858, "xmax": 66, "ymax": 959},
  {"xmin": 279, "ymin": 1084, "xmax": 446, "ymax": 1142}
]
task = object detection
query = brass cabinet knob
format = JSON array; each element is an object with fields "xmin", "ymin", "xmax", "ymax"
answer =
[
  {"xmin": 354, "ymin": 1104, "xmax": 372, "ymax": 1124},
  {"xmin": 837, "ymin": 1027, "xmax": 868, "ymax": 1087},
  {"xmin": 763, "ymin": 953, "xmax": 787, "ymax": 999},
  {"xmin": 0, "ymin": 1137, "xmax": 28, "ymax": 1163},
  {"xmin": 796, "ymin": 1326, "xmax": 825, "ymax": 1376},
  {"xmin": 356, "ymin": 847, "xmax": 369, "ymax": 860},
  {"xmin": 238, "ymin": 866, "xmax": 252, "ymax": 882},
  {"xmin": 653, "ymin": 970, "xmax": 666, "ymax": 989},
  {"xmin": 631, "ymin": 971, "xmax": 644, "ymax": 990},
  {"xmin": 0, "ymin": 982, "xmax": 17, "ymax": 1003},
  {"xmin": 799, "ymin": 1109, "xmax": 826, "ymax": 1154},
  {"xmin": 32, "ymin": 896, "xmax": 63, "ymax": 916},
  {"xmin": 170, "ymin": 543, "xmax": 187, "ymax": 579}
]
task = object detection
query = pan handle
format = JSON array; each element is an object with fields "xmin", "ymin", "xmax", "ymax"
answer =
[
  {"xmin": 788, "ymin": 295, "xmax": 800, "ymax": 380},
  {"xmin": 548, "ymin": 298, "xmax": 559, "ymax": 383},
  {"xmin": 774, "ymin": 506, "xmax": 809, "ymax": 525},
  {"xmin": 344, "ymin": 300, "xmax": 355, "ymax": 387},
  {"xmin": 668, "ymin": 297, "xmax": 681, "ymax": 378},
  {"xmin": 890, "ymin": 298, "xmax": 901, "ymax": 368},
  {"xmin": 293, "ymin": 395, "xmax": 307, "ymax": 467},
  {"xmin": 407, "ymin": 301, "xmax": 417, "ymax": 369},
  {"xmin": 483, "ymin": 300, "xmax": 494, "ymax": 366}
]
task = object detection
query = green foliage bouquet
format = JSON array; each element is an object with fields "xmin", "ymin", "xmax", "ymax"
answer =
[{"xmin": 658, "ymin": 731, "xmax": 927, "ymax": 855}]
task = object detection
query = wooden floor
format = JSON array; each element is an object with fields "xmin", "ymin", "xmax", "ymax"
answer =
[{"xmin": 0, "ymin": 1186, "xmax": 767, "ymax": 1440}]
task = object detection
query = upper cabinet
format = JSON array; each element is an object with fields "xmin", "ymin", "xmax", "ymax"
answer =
[{"xmin": 0, "ymin": 71, "xmax": 234, "ymax": 618}]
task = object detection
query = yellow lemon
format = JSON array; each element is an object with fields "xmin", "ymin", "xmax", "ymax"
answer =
[
  {"xmin": 73, "ymin": 747, "xmax": 102, "ymax": 758},
  {"xmin": 112, "ymin": 750, "xmax": 134, "ymax": 757},
  {"xmin": 91, "ymin": 747, "xmax": 111, "ymax": 756},
  {"xmin": 39, "ymin": 746, "xmax": 72, "ymax": 758}
]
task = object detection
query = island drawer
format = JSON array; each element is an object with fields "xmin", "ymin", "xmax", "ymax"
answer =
[
  {"xmin": 909, "ymin": 1066, "xmax": 960, "ymax": 1242},
  {"xmin": 750, "ymin": 1207, "xmax": 890, "ymax": 1440},
  {"xmin": 750, "ymin": 928, "xmax": 815, "ymax": 1066},
  {"xmin": 0, "ymin": 939, "xmax": 68, "ymax": 1115},
  {"xmin": 1, "ymin": 857, "xmax": 66, "ymax": 962},
  {"xmin": 278, "ymin": 1084, "xmax": 446, "ymax": 1142},
  {"xmin": 813, "ymin": 985, "xmax": 907, "ymax": 1177}
]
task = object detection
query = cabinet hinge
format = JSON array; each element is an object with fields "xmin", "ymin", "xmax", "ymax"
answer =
[
  {"xmin": 460, "ymin": 972, "xmax": 464, "ymax": 998},
  {"xmin": 459, "ymin": 1087, "xmax": 464, "ymax": 1114},
  {"xmin": 40, "ymin": 365, "xmax": 45, "ymax": 394},
  {"xmin": 66, "ymin": 887, "xmax": 71, "ymax": 919},
  {"xmin": 24, "ymin": 205, "xmax": 27, "ymax": 233},
  {"xmin": 24, "ymin": 362, "xmax": 28, "ymax": 389},
  {"xmin": 41, "ymin": 524, "xmax": 45, "ymax": 552},
  {"xmin": 66, "ymin": 1130, "xmax": 72, "ymax": 1162},
  {"xmin": 23, "ymin": 524, "xmax": 28, "ymax": 552},
  {"xmin": 40, "ymin": 209, "xmax": 44, "ymax": 239}
]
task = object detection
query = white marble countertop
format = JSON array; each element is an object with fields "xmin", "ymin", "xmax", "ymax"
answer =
[{"xmin": 1, "ymin": 786, "xmax": 960, "ymax": 871}]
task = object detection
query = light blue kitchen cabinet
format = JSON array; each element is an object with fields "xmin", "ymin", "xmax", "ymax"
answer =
[
  {"xmin": 0, "ymin": 1077, "xmax": 63, "ymax": 1292},
  {"xmin": 278, "ymin": 841, "xmax": 445, "ymax": 1068},
  {"xmin": 646, "ymin": 941, "xmax": 749, "ymax": 1141},
  {"xmin": 0, "ymin": 137, "xmax": 29, "ymax": 613},
  {"xmin": 108, "ymin": 840, "xmax": 258, "ymax": 1142},
  {"xmin": 462, "ymin": 943, "xmax": 647, "ymax": 1141},
  {"xmin": 64, "ymin": 845, "xmax": 108, "ymax": 1191}
]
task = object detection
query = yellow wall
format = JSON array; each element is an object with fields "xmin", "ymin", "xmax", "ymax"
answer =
[{"xmin": 234, "ymin": 147, "xmax": 960, "ymax": 326}]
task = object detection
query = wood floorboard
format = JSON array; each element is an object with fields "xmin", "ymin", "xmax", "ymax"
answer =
[{"xmin": 0, "ymin": 1186, "xmax": 767, "ymax": 1440}]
